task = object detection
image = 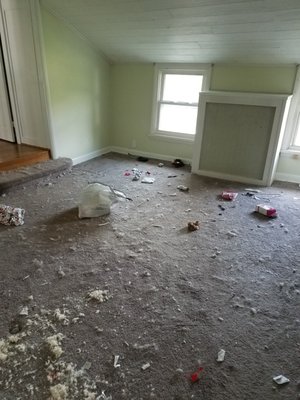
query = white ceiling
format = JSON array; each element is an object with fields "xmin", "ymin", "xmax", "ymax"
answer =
[{"xmin": 41, "ymin": 0, "xmax": 300, "ymax": 64}]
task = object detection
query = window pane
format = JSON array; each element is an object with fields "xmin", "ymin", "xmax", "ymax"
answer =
[
  {"xmin": 158, "ymin": 104, "xmax": 198, "ymax": 134},
  {"xmin": 162, "ymin": 74, "xmax": 203, "ymax": 103},
  {"xmin": 293, "ymin": 113, "xmax": 300, "ymax": 146}
]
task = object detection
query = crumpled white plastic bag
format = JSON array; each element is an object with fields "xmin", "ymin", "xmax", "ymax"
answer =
[{"xmin": 78, "ymin": 183, "xmax": 125, "ymax": 219}]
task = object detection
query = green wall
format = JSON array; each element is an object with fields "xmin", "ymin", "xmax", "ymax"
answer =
[
  {"xmin": 111, "ymin": 63, "xmax": 299, "ymax": 181},
  {"xmin": 111, "ymin": 64, "xmax": 193, "ymax": 161},
  {"xmin": 210, "ymin": 65, "xmax": 296, "ymax": 94},
  {"xmin": 40, "ymin": 6, "xmax": 299, "ymax": 182},
  {"xmin": 41, "ymin": 7, "xmax": 111, "ymax": 161}
]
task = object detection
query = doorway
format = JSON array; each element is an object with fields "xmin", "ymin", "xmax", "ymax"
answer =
[{"xmin": 0, "ymin": 34, "xmax": 15, "ymax": 143}]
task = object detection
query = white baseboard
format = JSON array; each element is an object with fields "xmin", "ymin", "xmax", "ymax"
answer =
[
  {"xmin": 71, "ymin": 145, "xmax": 192, "ymax": 166},
  {"xmin": 274, "ymin": 172, "xmax": 300, "ymax": 184},
  {"xmin": 72, "ymin": 147, "xmax": 111, "ymax": 165},
  {"xmin": 110, "ymin": 146, "xmax": 192, "ymax": 165},
  {"xmin": 71, "ymin": 147, "xmax": 300, "ymax": 185}
]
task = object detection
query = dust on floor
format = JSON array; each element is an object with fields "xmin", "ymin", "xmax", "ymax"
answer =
[{"xmin": 0, "ymin": 153, "xmax": 299, "ymax": 399}]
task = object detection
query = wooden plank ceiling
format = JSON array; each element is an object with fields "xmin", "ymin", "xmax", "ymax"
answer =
[{"xmin": 41, "ymin": 0, "xmax": 300, "ymax": 64}]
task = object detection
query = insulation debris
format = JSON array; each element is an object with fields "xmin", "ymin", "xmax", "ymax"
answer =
[
  {"xmin": 45, "ymin": 334, "xmax": 64, "ymax": 359},
  {"xmin": 87, "ymin": 289, "xmax": 109, "ymax": 303},
  {"xmin": 49, "ymin": 383, "xmax": 68, "ymax": 400},
  {"xmin": 54, "ymin": 309, "xmax": 69, "ymax": 325},
  {"xmin": 0, "ymin": 339, "xmax": 9, "ymax": 361}
]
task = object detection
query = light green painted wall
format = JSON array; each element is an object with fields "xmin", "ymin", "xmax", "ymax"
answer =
[
  {"xmin": 41, "ymin": 7, "xmax": 111, "ymax": 161},
  {"xmin": 276, "ymin": 155, "xmax": 300, "ymax": 183},
  {"xmin": 211, "ymin": 65, "xmax": 296, "ymax": 94},
  {"xmin": 111, "ymin": 63, "xmax": 299, "ymax": 180},
  {"xmin": 111, "ymin": 64, "xmax": 193, "ymax": 160}
]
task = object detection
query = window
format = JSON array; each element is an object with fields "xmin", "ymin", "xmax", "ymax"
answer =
[
  {"xmin": 151, "ymin": 64, "xmax": 211, "ymax": 141},
  {"xmin": 292, "ymin": 113, "xmax": 300, "ymax": 147},
  {"xmin": 282, "ymin": 65, "xmax": 300, "ymax": 152}
]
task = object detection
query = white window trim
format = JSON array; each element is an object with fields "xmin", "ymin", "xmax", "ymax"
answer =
[
  {"xmin": 281, "ymin": 65, "xmax": 300, "ymax": 155},
  {"xmin": 150, "ymin": 63, "xmax": 211, "ymax": 142}
]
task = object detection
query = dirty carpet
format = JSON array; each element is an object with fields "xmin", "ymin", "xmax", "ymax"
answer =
[{"xmin": 0, "ymin": 153, "xmax": 299, "ymax": 400}]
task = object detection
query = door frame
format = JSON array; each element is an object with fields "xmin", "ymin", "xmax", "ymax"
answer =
[{"xmin": 0, "ymin": 0, "xmax": 54, "ymax": 154}]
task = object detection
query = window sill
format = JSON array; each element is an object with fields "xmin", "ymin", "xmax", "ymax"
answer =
[
  {"xmin": 280, "ymin": 149, "xmax": 300, "ymax": 159},
  {"xmin": 149, "ymin": 130, "xmax": 195, "ymax": 144}
]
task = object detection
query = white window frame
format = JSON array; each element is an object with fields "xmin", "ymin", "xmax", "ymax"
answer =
[
  {"xmin": 281, "ymin": 65, "xmax": 300, "ymax": 154},
  {"xmin": 150, "ymin": 63, "xmax": 211, "ymax": 142}
]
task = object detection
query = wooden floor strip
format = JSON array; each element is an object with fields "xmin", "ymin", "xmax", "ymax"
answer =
[{"xmin": 0, "ymin": 140, "xmax": 51, "ymax": 171}]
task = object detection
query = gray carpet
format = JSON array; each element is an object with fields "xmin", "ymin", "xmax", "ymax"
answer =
[{"xmin": 0, "ymin": 153, "xmax": 299, "ymax": 399}]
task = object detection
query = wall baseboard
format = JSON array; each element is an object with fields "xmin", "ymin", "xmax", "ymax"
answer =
[
  {"xmin": 274, "ymin": 172, "xmax": 300, "ymax": 184},
  {"xmin": 72, "ymin": 147, "xmax": 111, "ymax": 165},
  {"xmin": 110, "ymin": 146, "xmax": 192, "ymax": 165},
  {"xmin": 71, "ymin": 146, "xmax": 300, "ymax": 185}
]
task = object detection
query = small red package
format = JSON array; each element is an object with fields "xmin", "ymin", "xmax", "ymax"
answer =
[
  {"xmin": 221, "ymin": 191, "xmax": 238, "ymax": 201},
  {"xmin": 190, "ymin": 367, "xmax": 204, "ymax": 383}
]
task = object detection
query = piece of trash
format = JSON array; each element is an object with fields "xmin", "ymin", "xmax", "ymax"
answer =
[
  {"xmin": 217, "ymin": 349, "xmax": 226, "ymax": 362},
  {"xmin": 273, "ymin": 375, "xmax": 290, "ymax": 385},
  {"xmin": 168, "ymin": 174, "xmax": 177, "ymax": 178},
  {"xmin": 172, "ymin": 159, "xmax": 184, "ymax": 168},
  {"xmin": 141, "ymin": 177, "xmax": 155, "ymax": 184},
  {"xmin": 114, "ymin": 355, "xmax": 121, "ymax": 368},
  {"xmin": 245, "ymin": 188, "xmax": 261, "ymax": 193},
  {"xmin": 57, "ymin": 266, "xmax": 65, "ymax": 278},
  {"xmin": 177, "ymin": 185, "xmax": 189, "ymax": 192},
  {"xmin": 124, "ymin": 171, "xmax": 131, "ymax": 176},
  {"xmin": 137, "ymin": 156, "xmax": 149, "ymax": 162},
  {"xmin": 190, "ymin": 367, "xmax": 204, "ymax": 383},
  {"xmin": 158, "ymin": 162, "xmax": 164, "ymax": 167},
  {"xmin": 19, "ymin": 306, "xmax": 29, "ymax": 316},
  {"xmin": 187, "ymin": 221, "xmax": 200, "ymax": 232},
  {"xmin": 141, "ymin": 362, "xmax": 150, "ymax": 370},
  {"xmin": 78, "ymin": 183, "xmax": 126, "ymax": 218},
  {"xmin": 0, "ymin": 204, "xmax": 25, "ymax": 226},
  {"xmin": 132, "ymin": 168, "xmax": 142, "ymax": 181},
  {"xmin": 255, "ymin": 204, "xmax": 277, "ymax": 218},
  {"xmin": 221, "ymin": 191, "xmax": 238, "ymax": 201},
  {"xmin": 243, "ymin": 192, "xmax": 255, "ymax": 197},
  {"xmin": 227, "ymin": 230, "xmax": 237, "ymax": 237}
]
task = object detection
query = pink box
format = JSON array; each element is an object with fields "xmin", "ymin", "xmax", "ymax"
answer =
[
  {"xmin": 255, "ymin": 204, "xmax": 277, "ymax": 218},
  {"xmin": 221, "ymin": 191, "xmax": 238, "ymax": 201}
]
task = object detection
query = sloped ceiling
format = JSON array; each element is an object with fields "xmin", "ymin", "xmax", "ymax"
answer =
[{"xmin": 41, "ymin": 0, "xmax": 300, "ymax": 64}]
